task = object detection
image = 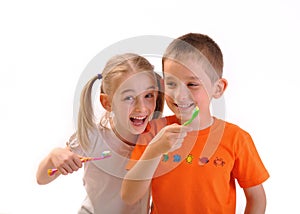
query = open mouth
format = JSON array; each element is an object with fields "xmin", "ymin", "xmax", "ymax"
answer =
[{"xmin": 130, "ymin": 115, "xmax": 147, "ymax": 126}]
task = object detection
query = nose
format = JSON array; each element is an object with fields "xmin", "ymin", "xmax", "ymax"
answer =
[
  {"xmin": 134, "ymin": 96, "xmax": 147, "ymax": 112},
  {"xmin": 174, "ymin": 84, "xmax": 190, "ymax": 102}
]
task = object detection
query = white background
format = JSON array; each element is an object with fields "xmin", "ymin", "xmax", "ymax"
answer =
[{"xmin": 1, "ymin": 0, "xmax": 299, "ymax": 213}]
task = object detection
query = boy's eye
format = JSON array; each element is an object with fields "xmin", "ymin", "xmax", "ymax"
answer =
[
  {"xmin": 187, "ymin": 82, "xmax": 199, "ymax": 87},
  {"xmin": 166, "ymin": 81, "xmax": 177, "ymax": 88}
]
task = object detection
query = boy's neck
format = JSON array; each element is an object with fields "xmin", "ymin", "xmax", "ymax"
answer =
[
  {"xmin": 179, "ymin": 115, "xmax": 214, "ymax": 130},
  {"xmin": 198, "ymin": 117, "xmax": 214, "ymax": 130}
]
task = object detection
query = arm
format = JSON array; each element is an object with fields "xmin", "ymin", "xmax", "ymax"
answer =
[
  {"xmin": 243, "ymin": 184, "xmax": 266, "ymax": 214},
  {"xmin": 121, "ymin": 124, "xmax": 192, "ymax": 204},
  {"xmin": 121, "ymin": 143, "xmax": 161, "ymax": 205},
  {"xmin": 36, "ymin": 147, "xmax": 82, "ymax": 185}
]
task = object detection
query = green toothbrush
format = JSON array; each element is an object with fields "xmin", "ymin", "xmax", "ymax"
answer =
[{"xmin": 182, "ymin": 106, "xmax": 200, "ymax": 126}]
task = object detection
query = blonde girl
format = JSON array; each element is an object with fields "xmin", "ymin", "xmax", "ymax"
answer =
[{"xmin": 36, "ymin": 53, "xmax": 164, "ymax": 214}]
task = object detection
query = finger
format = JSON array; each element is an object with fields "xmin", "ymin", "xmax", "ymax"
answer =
[
  {"xmin": 61, "ymin": 164, "xmax": 73, "ymax": 174},
  {"xmin": 58, "ymin": 167, "xmax": 68, "ymax": 175},
  {"xmin": 168, "ymin": 132, "xmax": 188, "ymax": 140},
  {"xmin": 69, "ymin": 161, "xmax": 80, "ymax": 171},
  {"xmin": 168, "ymin": 125, "xmax": 192, "ymax": 133},
  {"xmin": 181, "ymin": 125, "xmax": 193, "ymax": 131},
  {"xmin": 74, "ymin": 157, "xmax": 83, "ymax": 168}
]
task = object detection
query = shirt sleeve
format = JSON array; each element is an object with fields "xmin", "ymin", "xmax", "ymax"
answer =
[
  {"xmin": 232, "ymin": 130, "xmax": 270, "ymax": 188},
  {"xmin": 66, "ymin": 132, "xmax": 85, "ymax": 156}
]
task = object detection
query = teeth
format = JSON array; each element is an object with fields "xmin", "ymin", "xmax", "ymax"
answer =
[
  {"xmin": 176, "ymin": 103, "xmax": 193, "ymax": 108},
  {"xmin": 131, "ymin": 116, "xmax": 147, "ymax": 120}
]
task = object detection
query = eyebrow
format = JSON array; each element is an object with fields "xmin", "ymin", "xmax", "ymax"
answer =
[
  {"xmin": 121, "ymin": 86, "xmax": 156, "ymax": 95},
  {"xmin": 165, "ymin": 75, "xmax": 200, "ymax": 81}
]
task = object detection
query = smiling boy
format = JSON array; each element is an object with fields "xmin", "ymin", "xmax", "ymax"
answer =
[{"xmin": 122, "ymin": 33, "xmax": 269, "ymax": 214}]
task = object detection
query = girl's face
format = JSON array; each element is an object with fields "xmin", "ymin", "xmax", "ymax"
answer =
[{"xmin": 110, "ymin": 71, "xmax": 158, "ymax": 142}]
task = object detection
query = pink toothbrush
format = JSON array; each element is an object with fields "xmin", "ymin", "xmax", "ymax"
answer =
[{"xmin": 47, "ymin": 150, "xmax": 111, "ymax": 176}]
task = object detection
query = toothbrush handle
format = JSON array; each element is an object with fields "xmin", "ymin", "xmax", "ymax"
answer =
[{"xmin": 47, "ymin": 154, "xmax": 111, "ymax": 176}]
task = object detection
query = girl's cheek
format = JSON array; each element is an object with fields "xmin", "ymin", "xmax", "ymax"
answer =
[{"xmin": 146, "ymin": 102, "xmax": 156, "ymax": 111}]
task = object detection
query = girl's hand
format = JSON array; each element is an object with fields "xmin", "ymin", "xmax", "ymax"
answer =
[
  {"xmin": 148, "ymin": 124, "xmax": 192, "ymax": 156},
  {"xmin": 49, "ymin": 148, "xmax": 83, "ymax": 175}
]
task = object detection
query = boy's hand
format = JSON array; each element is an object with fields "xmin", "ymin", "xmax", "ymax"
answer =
[
  {"xmin": 49, "ymin": 148, "xmax": 83, "ymax": 175},
  {"xmin": 149, "ymin": 124, "xmax": 192, "ymax": 155}
]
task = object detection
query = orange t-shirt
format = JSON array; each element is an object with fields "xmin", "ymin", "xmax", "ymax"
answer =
[{"xmin": 129, "ymin": 115, "xmax": 269, "ymax": 214}]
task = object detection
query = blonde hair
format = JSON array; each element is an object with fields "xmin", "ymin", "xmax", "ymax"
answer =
[{"xmin": 77, "ymin": 53, "xmax": 164, "ymax": 151}]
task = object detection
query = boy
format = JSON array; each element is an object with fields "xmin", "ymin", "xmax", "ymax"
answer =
[{"xmin": 121, "ymin": 33, "xmax": 269, "ymax": 213}]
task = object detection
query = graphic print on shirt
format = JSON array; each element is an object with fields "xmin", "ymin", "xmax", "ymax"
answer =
[
  {"xmin": 186, "ymin": 154, "xmax": 193, "ymax": 164},
  {"xmin": 161, "ymin": 153, "xmax": 226, "ymax": 168},
  {"xmin": 162, "ymin": 154, "xmax": 169, "ymax": 162},
  {"xmin": 199, "ymin": 157, "xmax": 209, "ymax": 164},
  {"xmin": 213, "ymin": 157, "xmax": 225, "ymax": 167},
  {"xmin": 173, "ymin": 154, "xmax": 181, "ymax": 162},
  {"xmin": 161, "ymin": 153, "xmax": 193, "ymax": 164}
]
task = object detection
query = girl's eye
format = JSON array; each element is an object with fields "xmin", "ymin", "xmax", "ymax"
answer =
[
  {"xmin": 145, "ymin": 93, "xmax": 155, "ymax": 98},
  {"xmin": 123, "ymin": 96, "xmax": 135, "ymax": 102}
]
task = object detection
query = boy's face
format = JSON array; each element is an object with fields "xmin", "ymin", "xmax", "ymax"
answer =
[{"xmin": 163, "ymin": 59, "xmax": 214, "ymax": 123}]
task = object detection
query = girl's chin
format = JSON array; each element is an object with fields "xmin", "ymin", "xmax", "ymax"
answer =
[{"xmin": 129, "ymin": 123, "xmax": 147, "ymax": 134}]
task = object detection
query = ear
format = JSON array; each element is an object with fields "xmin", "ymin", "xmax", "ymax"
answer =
[
  {"xmin": 212, "ymin": 78, "xmax": 228, "ymax": 98},
  {"xmin": 100, "ymin": 93, "xmax": 112, "ymax": 111}
]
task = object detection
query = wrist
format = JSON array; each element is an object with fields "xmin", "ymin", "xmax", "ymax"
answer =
[{"xmin": 142, "ymin": 143, "xmax": 163, "ymax": 160}]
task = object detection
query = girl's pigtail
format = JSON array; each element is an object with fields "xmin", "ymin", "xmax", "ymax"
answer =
[{"xmin": 77, "ymin": 75, "xmax": 100, "ymax": 151}]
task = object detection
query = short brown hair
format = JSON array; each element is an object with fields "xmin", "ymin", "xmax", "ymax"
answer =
[{"xmin": 163, "ymin": 33, "xmax": 223, "ymax": 80}]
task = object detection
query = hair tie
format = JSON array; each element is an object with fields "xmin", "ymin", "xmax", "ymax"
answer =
[{"xmin": 97, "ymin": 73, "xmax": 102, "ymax": 80}]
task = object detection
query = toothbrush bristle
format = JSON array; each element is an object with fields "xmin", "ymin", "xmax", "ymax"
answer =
[{"xmin": 101, "ymin": 150, "xmax": 111, "ymax": 157}]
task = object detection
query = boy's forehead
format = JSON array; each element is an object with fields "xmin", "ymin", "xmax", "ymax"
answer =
[{"xmin": 163, "ymin": 59, "xmax": 208, "ymax": 80}]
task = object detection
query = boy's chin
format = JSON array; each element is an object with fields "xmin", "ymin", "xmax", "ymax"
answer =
[{"xmin": 176, "ymin": 112, "xmax": 192, "ymax": 123}]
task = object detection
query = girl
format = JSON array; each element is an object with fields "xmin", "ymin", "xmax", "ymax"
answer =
[{"xmin": 36, "ymin": 53, "xmax": 164, "ymax": 214}]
